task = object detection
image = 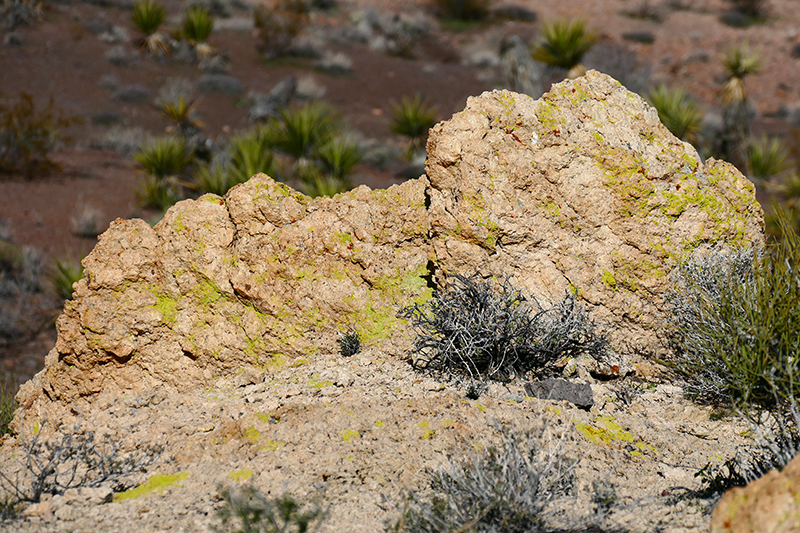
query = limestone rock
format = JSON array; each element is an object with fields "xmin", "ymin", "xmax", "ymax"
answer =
[
  {"xmin": 425, "ymin": 70, "xmax": 762, "ymax": 360},
  {"xmin": 711, "ymin": 454, "xmax": 800, "ymax": 533},
  {"xmin": 13, "ymin": 71, "xmax": 763, "ymax": 431}
]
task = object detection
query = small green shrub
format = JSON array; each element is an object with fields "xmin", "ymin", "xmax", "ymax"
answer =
[
  {"xmin": 316, "ymin": 136, "xmax": 362, "ymax": 181},
  {"xmin": 51, "ymin": 256, "xmax": 83, "ymax": 301},
  {"xmin": 401, "ymin": 273, "xmax": 607, "ymax": 396},
  {"xmin": 666, "ymin": 215, "xmax": 800, "ymax": 408},
  {"xmin": 277, "ymin": 103, "xmax": 339, "ymax": 159},
  {"xmin": 748, "ymin": 136, "xmax": 790, "ymax": 181},
  {"xmin": 134, "ymin": 136, "xmax": 192, "ymax": 179},
  {"xmin": 132, "ymin": 0, "xmax": 169, "ymax": 56},
  {"xmin": 388, "ymin": 423, "xmax": 577, "ymax": 533},
  {"xmin": 530, "ymin": 19, "xmax": 597, "ymax": 76},
  {"xmin": 0, "ymin": 93, "xmax": 70, "ymax": 179},
  {"xmin": 339, "ymin": 330, "xmax": 361, "ymax": 357},
  {"xmin": 214, "ymin": 486, "xmax": 325, "ymax": 533},
  {"xmin": 135, "ymin": 174, "xmax": 180, "ymax": 211},
  {"xmin": 645, "ymin": 84, "xmax": 703, "ymax": 144},
  {"xmin": 183, "ymin": 6, "xmax": 215, "ymax": 43},
  {"xmin": 0, "ymin": 376, "xmax": 17, "ymax": 436},
  {"xmin": 389, "ymin": 95, "xmax": 437, "ymax": 153},
  {"xmin": 428, "ymin": 0, "xmax": 494, "ymax": 21}
]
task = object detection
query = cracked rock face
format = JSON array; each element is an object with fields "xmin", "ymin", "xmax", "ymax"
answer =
[{"xmin": 14, "ymin": 71, "xmax": 763, "ymax": 428}]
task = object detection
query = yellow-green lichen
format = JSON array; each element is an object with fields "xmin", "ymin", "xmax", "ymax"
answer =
[
  {"xmin": 341, "ymin": 429, "xmax": 360, "ymax": 442},
  {"xmin": 113, "ymin": 472, "xmax": 188, "ymax": 502},
  {"xmin": 601, "ymin": 270, "xmax": 616, "ymax": 289},
  {"xmin": 228, "ymin": 468, "xmax": 254, "ymax": 482}
]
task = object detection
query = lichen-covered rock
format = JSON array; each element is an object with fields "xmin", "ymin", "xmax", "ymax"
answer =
[
  {"xmin": 13, "ymin": 71, "xmax": 763, "ymax": 430},
  {"xmin": 710, "ymin": 453, "xmax": 800, "ymax": 533},
  {"xmin": 425, "ymin": 70, "xmax": 763, "ymax": 359}
]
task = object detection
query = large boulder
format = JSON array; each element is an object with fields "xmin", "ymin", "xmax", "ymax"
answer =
[
  {"xmin": 711, "ymin": 454, "xmax": 800, "ymax": 533},
  {"xmin": 13, "ymin": 71, "xmax": 763, "ymax": 429}
]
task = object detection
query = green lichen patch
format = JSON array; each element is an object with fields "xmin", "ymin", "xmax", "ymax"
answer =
[
  {"xmin": 340, "ymin": 429, "xmax": 360, "ymax": 442},
  {"xmin": 228, "ymin": 468, "xmax": 254, "ymax": 482},
  {"xmin": 574, "ymin": 416, "xmax": 655, "ymax": 458},
  {"xmin": 113, "ymin": 472, "xmax": 188, "ymax": 502}
]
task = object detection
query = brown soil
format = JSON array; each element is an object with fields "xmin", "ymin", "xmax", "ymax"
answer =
[{"xmin": 1, "ymin": 0, "xmax": 799, "ymax": 387}]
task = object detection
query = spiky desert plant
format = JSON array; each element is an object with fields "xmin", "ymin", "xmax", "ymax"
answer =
[
  {"xmin": 136, "ymin": 174, "xmax": 179, "ymax": 211},
  {"xmin": 719, "ymin": 44, "xmax": 760, "ymax": 172},
  {"xmin": 316, "ymin": 136, "xmax": 362, "ymax": 181},
  {"xmin": 194, "ymin": 129, "xmax": 275, "ymax": 196},
  {"xmin": 277, "ymin": 102, "xmax": 339, "ymax": 159},
  {"xmin": 0, "ymin": 375, "xmax": 16, "ymax": 436},
  {"xmin": 339, "ymin": 330, "xmax": 361, "ymax": 357},
  {"xmin": 748, "ymin": 136, "xmax": 790, "ymax": 181},
  {"xmin": 666, "ymin": 213, "xmax": 800, "ymax": 408},
  {"xmin": 133, "ymin": 136, "xmax": 191, "ymax": 179},
  {"xmin": 300, "ymin": 174, "xmax": 351, "ymax": 198},
  {"xmin": 182, "ymin": 5, "xmax": 215, "ymax": 58},
  {"xmin": 389, "ymin": 95, "xmax": 437, "ymax": 153},
  {"xmin": 400, "ymin": 272, "xmax": 607, "ymax": 395},
  {"xmin": 51, "ymin": 256, "xmax": 83, "ymax": 301},
  {"xmin": 160, "ymin": 96, "xmax": 204, "ymax": 138},
  {"xmin": 132, "ymin": 0, "xmax": 169, "ymax": 56},
  {"xmin": 646, "ymin": 84, "xmax": 703, "ymax": 144},
  {"xmin": 530, "ymin": 19, "xmax": 597, "ymax": 78}
]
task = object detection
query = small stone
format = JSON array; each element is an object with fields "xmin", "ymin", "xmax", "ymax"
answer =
[{"xmin": 524, "ymin": 378, "xmax": 594, "ymax": 408}]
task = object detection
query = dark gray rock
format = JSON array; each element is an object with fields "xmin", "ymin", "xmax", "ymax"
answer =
[
  {"xmin": 249, "ymin": 77, "xmax": 297, "ymax": 122},
  {"xmin": 524, "ymin": 378, "xmax": 594, "ymax": 408},
  {"xmin": 195, "ymin": 74, "xmax": 245, "ymax": 96}
]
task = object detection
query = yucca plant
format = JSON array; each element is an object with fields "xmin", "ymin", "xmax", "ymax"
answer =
[
  {"xmin": 51, "ymin": 256, "xmax": 83, "ymax": 301},
  {"xmin": 183, "ymin": 6, "xmax": 215, "ymax": 57},
  {"xmin": 389, "ymin": 95, "xmax": 437, "ymax": 153},
  {"xmin": 316, "ymin": 136, "xmax": 362, "ymax": 180},
  {"xmin": 133, "ymin": 136, "xmax": 191, "ymax": 179},
  {"xmin": 193, "ymin": 129, "xmax": 275, "ymax": 196},
  {"xmin": 0, "ymin": 375, "xmax": 17, "ymax": 436},
  {"xmin": 276, "ymin": 102, "xmax": 339, "ymax": 159},
  {"xmin": 748, "ymin": 136, "xmax": 790, "ymax": 182},
  {"xmin": 132, "ymin": 0, "xmax": 169, "ymax": 56},
  {"xmin": 719, "ymin": 44, "xmax": 760, "ymax": 172},
  {"xmin": 135, "ymin": 174, "xmax": 179, "ymax": 211},
  {"xmin": 646, "ymin": 85, "xmax": 703, "ymax": 144},
  {"xmin": 530, "ymin": 19, "xmax": 597, "ymax": 78},
  {"xmin": 160, "ymin": 96, "xmax": 204, "ymax": 137},
  {"xmin": 301, "ymin": 174, "xmax": 351, "ymax": 198}
]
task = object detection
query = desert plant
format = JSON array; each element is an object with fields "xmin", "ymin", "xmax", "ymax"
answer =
[
  {"xmin": 51, "ymin": 256, "xmax": 83, "ymax": 301},
  {"xmin": 389, "ymin": 95, "xmax": 437, "ymax": 154},
  {"xmin": 132, "ymin": 0, "xmax": 170, "ymax": 56},
  {"xmin": 0, "ymin": 93, "xmax": 69, "ymax": 179},
  {"xmin": 300, "ymin": 174, "xmax": 350, "ymax": 198},
  {"xmin": 0, "ymin": 0, "xmax": 41, "ymax": 30},
  {"xmin": 666, "ymin": 215, "xmax": 800, "ymax": 408},
  {"xmin": 339, "ymin": 330, "xmax": 361, "ymax": 357},
  {"xmin": 400, "ymin": 273, "xmax": 607, "ymax": 395},
  {"xmin": 194, "ymin": 129, "xmax": 275, "ymax": 196},
  {"xmin": 183, "ymin": 5, "xmax": 215, "ymax": 57},
  {"xmin": 70, "ymin": 205, "xmax": 104, "ymax": 238},
  {"xmin": 135, "ymin": 174, "xmax": 180, "ymax": 211},
  {"xmin": 134, "ymin": 136, "xmax": 191, "ymax": 179},
  {"xmin": 276, "ymin": 103, "xmax": 339, "ymax": 160},
  {"xmin": 428, "ymin": 0, "xmax": 494, "ymax": 21},
  {"xmin": 748, "ymin": 135, "xmax": 790, "ymax": 181},
  {"xmin": 388, "ymin": 423, "xmax": 577, "ymax": 533},
  {"xmin": 253, "ymin": 1, "xmax": 309, "ymax": 59},
  {"xmin": 0, "ymin": 243, "xmax": 42, "ymax": 296},
  {"xmin": 622, "ymin": 0, "xmax": 662, "ymax": 22},
  {"xmin": 719, "ymin": 44, "xmax": 760, "ymax": 172},
  {"xmin": 160, "ymin": 96, "xmax": 204, "ymax": 137},
  {"xmin": 0, "ymin": 376, "xmax": 16, "ymax": 436},
  {"xmin": 530, "ymin": 19, "xmax": 597, "ymax": 78},
  {"xmin": 214, "ymin": 486, "xmax": 325, "ymax": 533},
  {"xmin": 0, "ymin": 417, "xmax": 162, "ymax": 504},
  {"xmin": 721, "ymin": 0, "xmax": 768, "ymax": 26},
  {"xmin": 316, "ymin": 136, "xmax": 362, "ymax": 181},
  {"xmin": 645, "ymin": 84, "xmax": 703, "ymax": 144}
]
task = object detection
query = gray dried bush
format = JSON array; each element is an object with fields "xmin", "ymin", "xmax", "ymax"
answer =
[
  {"xmin": 214, "ymin": 486, "xmax": 325, "ymax": 533},
  {"xmin": 401, "ymin": 272, "xmax": 607, "ymax": 396},
  {"xmin": 0, "ymin": 417, "xmax": 162, "ymax": 505},
  {"xmin": 387, "ymin": 423, "xmax": 579, "ymax": 533}
]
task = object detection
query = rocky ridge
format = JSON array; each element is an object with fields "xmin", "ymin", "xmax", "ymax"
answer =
[{"xmin": 2, "ymin": 71, "xmax": 768, "ymax": 532}]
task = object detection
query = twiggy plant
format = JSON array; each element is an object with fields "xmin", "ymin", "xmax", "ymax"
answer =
[{"xmin": 214, "ymin": 486, "xmax": 325, "ymax": 533}]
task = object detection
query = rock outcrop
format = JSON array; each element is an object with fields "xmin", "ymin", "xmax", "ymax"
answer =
[
  {"xmin": 711, "ymin": 453, "xmax": 800, "ymax": 533},
  {"xmin": 3, "ymin": 70, "xmax": 769, "ymax": 533},
  {"xmin": 14, "ymin": 70, "xmax": 763, "ymax": 430}
]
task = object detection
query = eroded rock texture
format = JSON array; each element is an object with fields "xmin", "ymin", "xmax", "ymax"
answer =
[{"xmin": 14, "ymin": 71, "xmax": 763, "ymax": 427}]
